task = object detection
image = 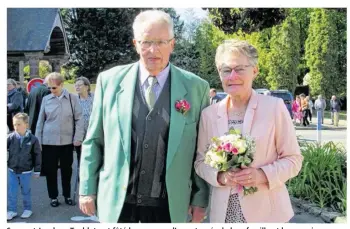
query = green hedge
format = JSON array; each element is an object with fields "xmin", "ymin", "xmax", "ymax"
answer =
[{"xmin": 288, "ymin": 141, "xmax": 347, "ymax": 214}]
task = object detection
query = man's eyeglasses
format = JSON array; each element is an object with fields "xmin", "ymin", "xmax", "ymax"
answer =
[
  {"xmin": 48, "ymin": 87, "xmax": 58, "ymax": 90},
  {"xmin": 220, "ymin": 65, "xmax": 252, "ymax": 78},
  {"xmin": 137, "ymin": 38, "xmax": 174, "ymax": 49}
]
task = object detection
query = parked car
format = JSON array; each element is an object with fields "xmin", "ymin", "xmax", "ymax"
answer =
[
  {"xmin": 216, "ymin": 92, "xmax": 228, "ymax": 100},
  {"xmin": 270, "ymin": 90, "xmax": 294, "ymax": 118},
  {"xmin": 255, "ymin": 88, "xmax": 271, "ymax": 95}
]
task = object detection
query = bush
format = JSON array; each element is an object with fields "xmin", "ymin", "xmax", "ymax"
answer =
[{"xmin": 288, "ymin": 141, "xmax": 347, "ymax": 214}]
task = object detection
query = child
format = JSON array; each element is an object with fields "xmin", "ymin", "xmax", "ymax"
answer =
[{"xmin": 7, "ymin": 113, "xmax": 41, "ymax": 220}]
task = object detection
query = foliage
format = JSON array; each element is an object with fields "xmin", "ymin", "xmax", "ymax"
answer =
[
  {"xmin": 266, "ymin": 16, "xmax": 300, "ymax": 92},
  {"xmin": 207, "ymin": 8, "xmax": 287, "ymax": 34},
  {"xmin": 23, "ymin": 61, "xmax": 53, "ymax": 79},
  {"xmin": 288, "ymin": 141, "xmax": 347, "ymax": 214},
  {"xmin": 305, "ymin": 9, "xmax": 342, "ymax": 99}
]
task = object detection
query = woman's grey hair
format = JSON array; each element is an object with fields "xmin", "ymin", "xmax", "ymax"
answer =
[
  {"xmin": 75, "ymin": 76, "xmax": 91, "ymax": 93},
  {"xmin": 133, "ymin": 10, "xmax": 174, "ymax": 40},
  {"xmin": 215, "ymin": 39, "xmax": 258, "ymax": 70},
  {"xmin": 46, "ymin": 72, "xmax": 65, "ymax": 84},
  {"xmin": 7, "ymin": 79, "xmax": 17, "ymax": 87}
]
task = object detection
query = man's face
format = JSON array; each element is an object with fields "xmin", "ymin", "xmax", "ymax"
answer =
[
  {"xmin": 209, "ymin": 91, "xmax": 216, "ymax": 98},
  {"xmin": 332, "ymin": 96, "xmax": 336, "ymax": 100},
  {"xmin": 133, "ymin": 23, "xmax": 175, "ymax": 76}
]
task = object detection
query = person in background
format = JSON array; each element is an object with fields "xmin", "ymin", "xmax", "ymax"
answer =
[
  {"xmin": 306, "ymin": 96, "xmax": 313, "ymax": 123},
  {"xmin": 74, "ymin": 76, "xmax": 94, "ymax": 167},
  {"xmin": 35, "ymin": 72, "xmax": 84, "ymax": 207},
  {"xmin": 300, "ymin": 94, "xmax": 309, "ymax": 126},
  {"xmin": 24, "ymin": 77, "xmax": 51, "ymax": 134},
  {"xmin": 314, "ymin": 95, "xmax": 327, "ymax": 124},
  {"xmin": 7, "ymin": 113, "xmax": 41, "ymax": 220},
  {"xmin": 210, "ymin": 88, "xmax": 222, "ymax": 105},
  {"xmin": 292, "ymin": 95, "xmax": 303, "ymax": 126},
  {"xmin": 16, "ymin": 81, "xmax": 28, "ymax": 109},
  {"xmin": 330, "ymin": 95, "xmax": 342, "ymax": 126},
  {"xmin": 7, "ymin": 79, "xmax": 23, "ymax": 132}
]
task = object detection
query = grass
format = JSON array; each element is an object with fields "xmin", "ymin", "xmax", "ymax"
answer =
[{"xmin": 323, "ymin": 110, "xmax": 347, "ymax": 121}]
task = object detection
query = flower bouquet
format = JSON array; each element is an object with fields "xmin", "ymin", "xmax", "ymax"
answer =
[{"xmin": 204, "ymin": 128, "xmax": 258, "ymax": 195}]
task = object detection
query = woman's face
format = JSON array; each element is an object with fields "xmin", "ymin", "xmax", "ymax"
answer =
[
  {"xmin": 74, "ymin": 80, "xmax": 88, "ymax": 95},
  {"xmin": 218, "ymin": 52, "xmax": 258, "ymax": 97},
  {"xmin": 48, "ymin": 80, "xmax": 63, "ymax": 97},
  {"xmin": 7, "ymin": 81, "xmax": 15, "ymax": 92}
]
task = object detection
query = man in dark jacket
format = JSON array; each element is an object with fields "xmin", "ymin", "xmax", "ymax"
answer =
[
  {"xmin": 16, "ymin": 81, "xmax": 28, "ymax": 109},
  {"xmin": 330, "ymin": 95, "xmax": 342, "ymax": 126},
  {"xmin": 209, "ymin": 88, "xmax": 222, "ymax": 105},
  {"xmin": 7, "ymin": 79, "xmax": 23, "ymax": 131},
  {"xmin": 24, "ymin": 78, "xmax": 51, "ymax": 134}
]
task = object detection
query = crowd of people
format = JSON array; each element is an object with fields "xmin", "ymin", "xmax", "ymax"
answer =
[
  {"xmin": 7, "ymin": 74, "xmax": 94, "ymax": 220},
  {"xmin": 292, "ymin": 93, "xmax": 342, "ymax": 127}
]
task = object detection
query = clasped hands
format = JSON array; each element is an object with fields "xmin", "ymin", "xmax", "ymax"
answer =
[{"xmin": 217, "ymin": 167, "xmax": 267, "ymax": 187}]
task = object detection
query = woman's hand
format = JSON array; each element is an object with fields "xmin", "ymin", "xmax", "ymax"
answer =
[
  {"xmin": 233, "ymin": 168, "xmax": 268, "ymax": 187},
  {"xmin": 217, "ymin": 168, "xmax": 241, "ymax": 186}
]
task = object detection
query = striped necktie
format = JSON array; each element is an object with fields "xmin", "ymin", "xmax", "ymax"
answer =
[{"xmin": 145, "ymin": 76, "xmax": 158, "ymax": 110}]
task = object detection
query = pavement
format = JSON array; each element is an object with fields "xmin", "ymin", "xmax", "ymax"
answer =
[{"xmin": 294, "ymin": 117, "xmax": 347, "ymax": 130}]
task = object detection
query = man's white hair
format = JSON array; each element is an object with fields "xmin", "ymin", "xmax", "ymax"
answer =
[{"xmin": 133, "ymin": 10, "xmax": 174, "ymax": 39}]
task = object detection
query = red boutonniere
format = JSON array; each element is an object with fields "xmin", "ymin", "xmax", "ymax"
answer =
[{"xmin": 175, "ymin": 99, "xmax": 191, "ymax": 115}]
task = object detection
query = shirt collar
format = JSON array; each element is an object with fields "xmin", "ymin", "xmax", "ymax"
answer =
[
  {"xmin": 47, "ymin": 88, "xmax": 69, "ymax": 100},
  {"xmin": 14, "ymin": 130, "xmax": 30, "ymax": 139},
  {"xmin": 139, "ymin": 61, "xmax": 170, "ymax": 88}
]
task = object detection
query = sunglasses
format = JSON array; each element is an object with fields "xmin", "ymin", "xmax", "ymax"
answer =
[{"xmin": 48, "ymin": 87, "xmax": 58, "ymax": 90}]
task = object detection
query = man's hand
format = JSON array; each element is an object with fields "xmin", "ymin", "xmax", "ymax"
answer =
[
  {"xmin": 79, "ymin": 195, "xmax": 96, "ymax": 216},
  {"xmin": 74, "ymin": 141, "xmax": 82, "ymax": 147},
  {"xmin": 188, "ymin": 206, "xmax": 206, "ymax": 223}
]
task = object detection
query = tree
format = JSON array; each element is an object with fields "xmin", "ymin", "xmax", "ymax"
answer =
[
  {"xmin": 266, "ymin": 16, "xmax": 300, "ymax": 92},
  {"xmin": 207, "ymin": 8, "xmax": 287, "ymax": 34},
  {"xmin": 61, "ymin": 8, "xmax": 149, "ymax": 80},
  {"xmin": 61, "ymin": 8, "xmax": 185, "ymax": 81},
  {"xmin": 305, "ymin": 9, "xmax": 340, "ymax": 99}
]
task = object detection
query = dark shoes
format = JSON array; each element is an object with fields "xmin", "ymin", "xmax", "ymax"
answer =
[
  {"xmin": 50, "ymin": 199, "xmax": 60, "ymax": 207},
  {"xmin": 50, "ymin": 197, "xmax": 74, "ymax": 207},
  {"xmin": 65, "ymin": 197, "xmax": 74, "ymax": 205}
]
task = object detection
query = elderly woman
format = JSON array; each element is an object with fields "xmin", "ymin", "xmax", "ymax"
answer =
[
  {"xmin": 7, "ymin": 79, "xmax": 23, "ymax": 132},
  {"xmin": 35, "ymin": 72, "xmax": 84, "ymax": 207},
  {"xmin": 74, "ymin": 77, "xmax": 94, "ymax": 167},
  {"xmin": 194, "ymin": 39, "xmax": 303, "ymax": 223}
]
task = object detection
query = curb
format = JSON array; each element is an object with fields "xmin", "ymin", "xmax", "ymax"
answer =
[
  {"xmin": 290, "ymin": 196, "xmax": 345, "ymax": 223},
  {"xmin": 295, "ymin": 126, "xmax": 347, "ymax": 131}
]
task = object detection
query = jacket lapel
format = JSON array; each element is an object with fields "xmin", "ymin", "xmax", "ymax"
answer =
[
  {"xmin": 216, "ymin": 96, "xmax": 230, "ymax": 137},
  {"xmin": 242, "ymin": 90, "xmax": 258, "ymax": 136},
  {"xmin": 166, "ymin": 64, "xmax": 187, "ymax": 170},
  {"xmin": 116, "ymin": 63, "xmax": 139, "ymax": 163}
]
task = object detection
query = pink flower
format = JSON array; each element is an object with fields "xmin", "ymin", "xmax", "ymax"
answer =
[
  {"xmin": 175, "ymin": 99, "xmax": 191, "ymax": 115},
  {"xmin": 223, "ymin": 143, "xmax": 233, "ymax": 152},
  {"xmin": 217, "ymin": 146, "xmax": 223, "ymax": 151},
  {"xmin": 232, "ymin": 148, "xmax": 239, "ymax": 155}
]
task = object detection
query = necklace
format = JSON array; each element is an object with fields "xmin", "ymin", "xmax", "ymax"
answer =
[{"xmin": 230, "ymin": 111, "xmax": 245, "ymax": 117}]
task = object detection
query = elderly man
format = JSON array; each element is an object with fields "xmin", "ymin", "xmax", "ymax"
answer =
[
  {"xmin": 330, "ymin": 95, "xmax": 342, "ymax": 126},
  {"xmin": 79, "ymin": 10, "xmax": 210, "ymax": 223},
  {"xmin": 209, "ymin": 88, "xmax": 221, "ymax": 105},
  {"xmin": 314, "ymin": 95, "xmax": 326, "ymax": 124},
  {"xmin": 24, "ymin": 77, "xmax": 51, "ymax": 134}
]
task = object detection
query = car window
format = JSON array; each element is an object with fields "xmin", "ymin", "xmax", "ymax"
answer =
[{"xmin": 271, "ymin": 92, "xmax": 293, "ymax": 101}]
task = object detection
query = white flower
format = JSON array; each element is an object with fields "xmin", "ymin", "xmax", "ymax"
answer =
[{"xmin": 234, "ymin": 139, "xmax": 247, "ymax": 154}]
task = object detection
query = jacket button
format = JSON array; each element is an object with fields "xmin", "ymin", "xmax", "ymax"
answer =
[
  {"xmin": 144, "ymin": 144, "xmax": 148, "ymax": 149},
  {"xmin": 137, "ymin": 199, "xmax": 142, "ymax": 204},
  {"xmin": 147, "ymin": 116, "xmax": 152, "ymax": 121},
  {"xmin": 141, "ymin": 170, "xmax": 146, "ymax": 175},
  {"xmin": 137, "ymin": 194, "xmax": 142, "ymax": 198}
]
